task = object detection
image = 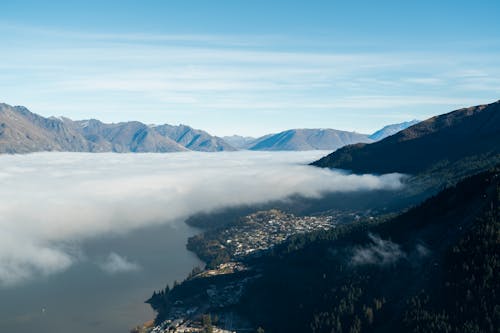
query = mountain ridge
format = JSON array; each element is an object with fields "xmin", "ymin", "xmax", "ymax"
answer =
[
  {"xmin": 368, "ymin": 119, "xmax": 420, "ymax": 141},
  {"xmin": 224, "ymin": 120, "xmax": 422, "ymax": 151},
  {"xmin": 312, "ymin": 100, "xmax": 500, "ymax": 175},
  {"xmin": 153, "ymin": 123, "xmax": 234, "ymax": 152},
  {"xmin": 222, "ymin": 135, "xmax": 258, "ymax": 149},
  {"xmin": 1, "ymin": 101, "xmax": 450, "ymax": 155},
  {"xmin": 247, "ymin": 128, "xmax": 373, "ymax": 151},
  {"xmin": 0, "ymin": 103, "xmax": 234, "ymax": 153}
]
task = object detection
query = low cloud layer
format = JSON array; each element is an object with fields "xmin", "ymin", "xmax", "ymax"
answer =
[{"xmin": 0, "ymin": 151, "xmax": 404, "ymax": 285}]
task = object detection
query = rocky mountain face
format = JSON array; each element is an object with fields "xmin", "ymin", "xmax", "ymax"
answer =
[
  {"xmin": 312, "ymin": 101, "xmax": 500, "ymax": 175},
  {"xmin": 368, "ymin": 119, "xmax": 420, "ymax": 141},
  {"xmin": 154, "ymin": 124, "xmax": 235, "ymax": 152},
  {"xmin": 73, "ymin": 119, "xmax": 187, "ymax": 153},
  {"xmin": 0, "ymin": 104, "xmax": 90, "ymax": 153},
  {"xmin": 247, "ymin": 128, "xmax": 372, "ymax": 151},
  {"xmin": 0, "ymin": 103, "xmax": 235, "ymax": 153}
]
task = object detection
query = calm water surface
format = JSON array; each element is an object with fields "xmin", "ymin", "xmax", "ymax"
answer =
[{"xmin": 0, "ymin": 221, "xmax": 202, "ymax": 333}]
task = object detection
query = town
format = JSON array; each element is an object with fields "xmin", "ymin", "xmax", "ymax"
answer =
[
  {"xmin": 219, "ymin": 209, "xmax": 336, "ymax": 258},
  {"xmin": 136, "ymin": 209, "xmax": 359, "ymax": 333}
]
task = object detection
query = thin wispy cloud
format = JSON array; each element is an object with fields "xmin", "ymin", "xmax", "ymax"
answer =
[
  {"xmin": 351, "ymin": 234, "xmax": 432, "ymax": 267},
  {"xmin": 351, "ymin": 233, "xmax": 406, "ymax": 266},
  {"xmin": 1, "ymin": 23, "xmax": 499, "ymax": 135}
]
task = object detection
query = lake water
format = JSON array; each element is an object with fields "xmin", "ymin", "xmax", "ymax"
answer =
[{"xmin": 0, "ymin": 221, "xmax": 202, "ymax": 333}]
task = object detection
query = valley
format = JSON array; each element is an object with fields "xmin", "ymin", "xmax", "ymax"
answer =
[
  {"xmin": 2, "ymin": 3, "xmax": 499, "ymax": 333},
  {"xmin": 138, "ymin": 101, "xmax": 500, "ymax": 333}
]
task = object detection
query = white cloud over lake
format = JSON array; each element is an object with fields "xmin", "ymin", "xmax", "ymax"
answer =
[
  {"xmin": 99, "ymin": 252, "xmax": 141, "ymax": 274},
  {"xmin": 0, "ymin": 151, "xmax": 404, "ymax": 285}
]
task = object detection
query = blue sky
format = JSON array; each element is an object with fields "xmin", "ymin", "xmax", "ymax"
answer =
[{"xmin": 1, "ymin": 0, "xmax": 499, "ymax": 136}]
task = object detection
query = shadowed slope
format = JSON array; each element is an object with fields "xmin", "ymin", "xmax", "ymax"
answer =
[{"xmin": 312, "ymin": 100, "xmax": 500, "ymax": 175}]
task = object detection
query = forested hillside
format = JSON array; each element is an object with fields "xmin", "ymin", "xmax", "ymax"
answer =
[{"xmin": 235, "ymin": 167, "xmax": 499, "ymax": 332}]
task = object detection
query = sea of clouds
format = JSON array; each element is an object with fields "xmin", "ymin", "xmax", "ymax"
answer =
[{"xmin": 0, "ymin": 151, "xmax": 404, "ymax": 286}]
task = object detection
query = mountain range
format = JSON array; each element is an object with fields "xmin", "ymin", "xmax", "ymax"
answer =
[
  {"xmin": 225, "ymin": 129, "xmax": 372, "ymax": 151},
  {"xmin": 247, "ymin": 129, "xmax": 372, "ymax": 151},
  {"xmin": 0, "ymin": 103, "xmax": 234, "ymax": 153},
  {"xmin": 0, "ymin": 102, "xmax": 419, "ymax": 154},
  {"xmin": 223, "ymin": 121, "xmax": 419, "ymax": 151}
]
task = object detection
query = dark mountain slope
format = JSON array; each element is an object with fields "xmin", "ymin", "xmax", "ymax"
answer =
[
  {"xmin": 236, "ymin": 166, "xmax": 500, "ymax": 333},
  {"xmin": 368, "ymin": 119, "xmax": 420, "ymax": 141},
  {"xmin": 312, "ymin": 101, "xmax": 500, "ymax": 175}
]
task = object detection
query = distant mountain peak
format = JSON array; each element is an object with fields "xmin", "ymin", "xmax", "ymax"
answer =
[
  {"xmin": 153, "ymin": 123, "xmax": 235, "ymax": 152},
  {"xmin": 369, "ymin": 119, "xmax": 420, "ymax": 141},
  {"xmin": 222, "ymin": 135, "xmax": 258, "ymax": 149},
  {"xmin": 247, "ymin": 128, "xmax": 372, "ymax": 151}
]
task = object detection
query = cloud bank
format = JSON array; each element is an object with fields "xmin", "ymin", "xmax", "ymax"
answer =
[{"xmin": 0, "ymin": 151, "xmax": 404, "ymax": 285}]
